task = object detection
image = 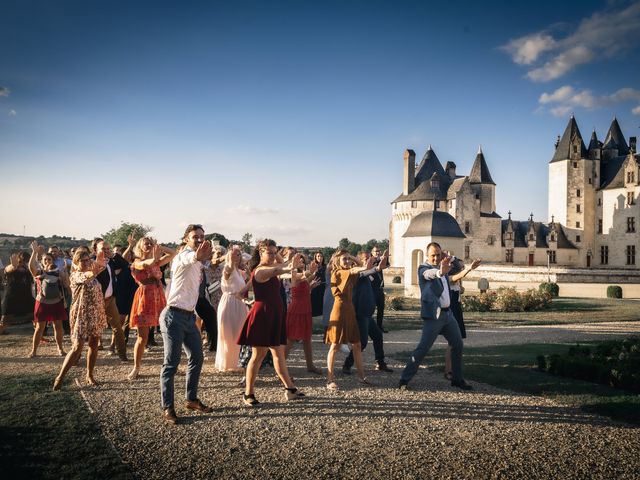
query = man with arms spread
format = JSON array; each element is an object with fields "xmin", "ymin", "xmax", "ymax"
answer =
[
  {"xmin": 398, "ymin": 242, "xmax": 472, "ymax": 391},
  {"xmin": 161, "ymin": 224, "xmax": 213, "ymax": 424}
]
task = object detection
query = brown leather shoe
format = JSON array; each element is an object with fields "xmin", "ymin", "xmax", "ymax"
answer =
[
  {"xmin": 185, "ymin": 399, "xmax": 213, "ymax": 413},
  {"xmin": 162, "ymin": 407, "xmax": 178, "ymax": 424}
]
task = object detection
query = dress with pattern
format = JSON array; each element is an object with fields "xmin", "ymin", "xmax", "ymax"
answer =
[
  {"xmin": 130, "ymin": 264, "xmax": 166, "ymax": 328},
  {"xmin": 324, "ymin": 268, "xmax": 360, "ymax": 345},
  {"xmin": 69, "ymin": 271, "xmax": 107, "ymax": 341},
  {"xmin": 286, "ymin": 281, "xmax": 312, "ymax": 341},
  {"xmin": 215, "ymin": 268, "xmax": 249, "ymax": 371}
]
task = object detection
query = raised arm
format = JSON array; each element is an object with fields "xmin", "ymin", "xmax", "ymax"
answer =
[
  {"xmin": 254, "ymin": 262, "xmax": 292, "ymax": 283},
  {"xmin": 28, "ymin": 241, "xmax": 40, "ymax": 278},
  {"xmin": 156, "ymin": 245, "xmax": 177, "ymax": 267},
  {"xmin": 450, "ymin": 258, "xmax": 482, "ymax": 283}
]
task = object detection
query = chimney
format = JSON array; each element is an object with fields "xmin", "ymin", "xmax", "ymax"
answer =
[
  {"xmin": 630, "ymin": 137, "xmax": 637, "ymax": 153},
  {"xmin": 445, "ymin": 161, "xmax": 456, "ymax": 179},
  {"xmin": 403, "ymin": 149, "xmax": 416, "ymax": 195}
]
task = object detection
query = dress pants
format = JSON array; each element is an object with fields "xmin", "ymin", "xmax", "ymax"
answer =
[
  {"xmin": 374, "ymin": 288, "xmax": 385, "ymax": 329},
  {"xmin": 160, "ymin": 306, "xmax": 204, "ymax": 409},
  {"xmin": 343, "ymin": 315, "xmax": 385, "ymax": 369},
  {"xmin": 400, "ymin": 310, "xmax": 463, "ymax": 384},
  {"xmin": 104, "ymin": 296, "xmax": 127, "ymax": 359}
]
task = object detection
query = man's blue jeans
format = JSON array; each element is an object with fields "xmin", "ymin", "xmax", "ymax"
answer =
[
  {"xmin": 160, "ymin": 306, "xmax": 204, "ymax": 409},
  {"xmin": 400, "ymin": 310, "xmax": 463, "ymax": 384},
  {"xmin": 343, "ymin": 315, "xmax": 385, "ymax": 369}
]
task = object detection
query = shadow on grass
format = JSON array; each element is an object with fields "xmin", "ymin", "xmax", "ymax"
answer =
[{"xmin": 0, "ymin": 373, "xmax": 133, "ymax": 480}]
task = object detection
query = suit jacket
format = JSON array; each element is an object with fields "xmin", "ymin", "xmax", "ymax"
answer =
[
  {"xmin": 93, "ymin": 253, "xmax": 130, "ymax": 297},
  {"xmin": 417, "ymin": 263, "xmax": 449, "ymax": 321},
  {"xmin": 352, "ymin": 274, "xmax": 376, "ymax": 318}
]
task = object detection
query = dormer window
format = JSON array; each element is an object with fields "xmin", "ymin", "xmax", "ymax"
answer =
[
  {"xmin": 529, "ymin": 234, "xmax": 534, "ymax": 241},
  {"xmin": 628, "ymin": 171, "xmax": 636, "ymax": 183},
  {"xmin": 550, "ymin": 234, "xmax": 555, "ymax": 242},
  {"xmin": 506, "ymin": 232, "xmax": 513, "ymax": 240}
]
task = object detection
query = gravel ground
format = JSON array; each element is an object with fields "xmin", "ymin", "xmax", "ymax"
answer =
[{"xmin": 3, "ymin": 322, "xmax": 640, "ymax": 479}]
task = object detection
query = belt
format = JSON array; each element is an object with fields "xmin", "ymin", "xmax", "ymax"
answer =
[
  {"xmin": 441, "ymin": 307, "xmax": 450, "ymax": 312},
  {"xmin": 169, "ymin": 305, "xmax": 194, "ymax": 315}
]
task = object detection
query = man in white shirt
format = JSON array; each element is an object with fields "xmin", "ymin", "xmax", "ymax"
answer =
[
  {"xmin": 398, "ymin": 242, "xmax": 472, "ymax": 391},
  {"xmin": 160, "ymin": 224, "xmax": 213, "ymax": 424}
]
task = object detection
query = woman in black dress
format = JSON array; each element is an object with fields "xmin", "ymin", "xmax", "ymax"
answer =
[
  {"xmin": 310, "ymin": 251, "xmax": 326, "ymax": 317},
  {"xmin": 1, "ymin": 251, "xmax": 35, "ymax": 332}
]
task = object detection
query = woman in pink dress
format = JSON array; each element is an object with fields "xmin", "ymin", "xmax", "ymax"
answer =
[
  {"xmin": 53, "ymin": 250, "xmax": 108, "ymax": 390},
  {"xmin": 215, "ymin": 245, "xmax": 250, "ymax": 372},
  {"xmin": 127, "ymin": 237, "xmax": 176, "ymax": 381},
  {"xmin": 285, "ymin": 253, "xmax": 322, "ymax": 374}
]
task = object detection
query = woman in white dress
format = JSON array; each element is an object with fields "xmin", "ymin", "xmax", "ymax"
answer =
[{"xmin": 214, "ymin": 245, "xmax": 250, "ymax": 372}]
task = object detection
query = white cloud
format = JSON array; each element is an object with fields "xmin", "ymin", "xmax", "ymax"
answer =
[
  {"xmin": 633, "ymin": 105, "xmax": 640, "ymax": 115},
  {"xmin": 226, "ymin": 205, "xmax": 279, "ymax": 215},
  {"xmin": 8, "ymin": 109, "xmax": 16, "ymax": 116},
  {"xmin": 502, "ymin": 2, "xmax": 640, "ymax": 81},
  {"xmin": 539, "ymin": 85, "xmax": 640, "ymax": 116},
  {"xmin": 0, "ymin": 86, "xmax": 9, "ymax": 97}
]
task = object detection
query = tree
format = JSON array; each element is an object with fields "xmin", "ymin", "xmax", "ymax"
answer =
[
  {"xmin": 240, "ymin": 233, "xmax": 253, "ymax": 253},
  {"xmin": 103, "ymin": 222, "xmax": 152, "ymax": 247}
]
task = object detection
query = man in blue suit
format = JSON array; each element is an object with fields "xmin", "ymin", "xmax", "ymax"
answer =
[{"xmin": 399, "ymin": 242, "xmax": 472, "ymax": 391}]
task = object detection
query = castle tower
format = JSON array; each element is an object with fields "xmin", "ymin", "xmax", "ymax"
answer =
[
  {"xmin": 602, "ymin": 117, "xmax": 629, "ymax": 162},
  {"xmin": 469, "ymin": 146, "xmax": 496, "ymax": 214},
  {"xmin": 548, "ymin": 115, "xmax": 595, "ymax": 266}
]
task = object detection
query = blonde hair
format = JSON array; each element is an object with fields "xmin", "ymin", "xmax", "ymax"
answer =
[
  {"xmin": 133, "ymin": 236, "xmax": 157, "ymax": 260},
  {"xmin": 72, "ymin": 249, "xmax": 91, "ymax": 268}
]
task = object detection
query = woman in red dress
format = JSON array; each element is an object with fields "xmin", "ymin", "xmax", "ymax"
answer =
[
  {"xmin": 127, "ymin": 237, "xmax": 176, "ymax": 381},
  {"xmin": 237, "ymin": 239, "xmax": 305, "ymax": 406},
  {"xmin": 285, "ymin": 253, "xmax": 322, "ymax": 374}
]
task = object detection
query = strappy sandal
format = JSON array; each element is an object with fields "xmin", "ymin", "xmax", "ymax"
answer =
[
  {"xmin": 358, "ymin": 377, "xmax": 373, "ymax": 385},
  {"xmin": 243, "ymin": 393, "xmax": 260, "ymax": 406},
  {"xmin": 284, "ymin": 387, "xmax": 305, "ymax": 401},
  {"xmin": 326, "ymin": 381, "xmax": 339, "ymax": 390}
]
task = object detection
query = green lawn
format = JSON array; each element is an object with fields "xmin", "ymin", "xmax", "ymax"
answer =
[
  {"xmin": 0, "ymin": 373, "xmax": 133, "ymax": 479},
  {"xmin": 380, "ymin": 297, "xmax": 640, "ymax": 330},
  {"xmin": 395, "ymin": 342, "xmax": 640, "ymax": 425}
]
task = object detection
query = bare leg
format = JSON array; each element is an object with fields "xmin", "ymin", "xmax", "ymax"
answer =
[
  {"xmin": 54, "ymin": 339, "xmax": 84, "ymax": 389},
  {"xmin": 86, "ymin": 336, "xmax": 99, "ymax": 386},
  {"xmin": 285, "ymin": 339, "xmax": 295, "ymax": 359},
  {"xmin": 245, "ymin": 347, "xmax": 268, "ymax": 396},
  {"xmin": 53, "ymin": 320, "xmax": 65, "ymax": 355},
  {"xmin": 30, "ymin": 322, "xmax": 46, "ymax": 357},
  {"xmin": 302, "ymin": 339, "xmax": 321, "ymax": 373},
  {"xmin": 352, "ymin": 341, "xmax": 366, "ymax": 381},
  {"xmin": 326, "ymin": 343, "xmax": 338, "ymax": 384},
  {"xmin": 129, "ymin": 326, "xmax": 148, "ymax": 380},
  {"xmin": 271, "ymin": 345, "xmax": 294, "ymax": 389}
]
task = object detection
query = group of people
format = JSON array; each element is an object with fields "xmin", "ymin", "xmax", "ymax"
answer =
[{"xmin": 0, "ymin": 225, "xmax": 481, "ymax": 425}]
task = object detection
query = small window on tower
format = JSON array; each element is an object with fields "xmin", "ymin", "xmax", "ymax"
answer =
[
  {"xmin": 576, "ymin": 221, "xmax": 581, "ymax": 228},
  {"xmin": 411, "ymin": 201, "xmax": 417, "ymax": 208},
  {"xmin": 573, "ymin": 161, "xmax": 578, "ymax": 168},
  {"xmin": 597, "ymin": 198, "xmax": 602, "ymax": 206},
  {"xmin": 577, "ymin": 204, "xmax": 581, "ymax": 213},
  {"xmin": 576, "ymin": 235, "xmax": 581, "ymax": 242},
  {"xmin": 588, "ymin": 178, "xmax": 592, "ymax": 184},
  {"xmin": 577, "ymin": 189, "xmax": 581, "ymax": 197},
  {"xmin": 464, "ymin": 221, "xmax": 470, "ymax": 234}
]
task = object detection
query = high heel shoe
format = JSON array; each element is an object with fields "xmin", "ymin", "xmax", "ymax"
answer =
[
  {"xmin": 243, "ymin": 393, "xmax": 260, "ymax": 406},
  {"xmin": 284, "ymin": 387, "xmax": 305, "ymax": 401}
]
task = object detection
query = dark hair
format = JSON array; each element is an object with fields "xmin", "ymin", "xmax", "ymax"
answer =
[
  {"xmin": 311, "ymin": 250, "xmax": 325, "ymax": 266},
  {"xmin": 426, "ymin": 242, "xmax": 441, "ymax": 252},
  {"xmin": 182, "ymin": 224, "xmax": 204, "ymax": 240},
  {"xmin": 91, "ymin": 237, "xmax": 104, "ymax": 253},
  {"xmin": 18, "ymin": 251, "xmax": 30, "ymax": 264},
  {"xmin": 249, "ymin": 238, "xmax": 277, "ymax": 272}
]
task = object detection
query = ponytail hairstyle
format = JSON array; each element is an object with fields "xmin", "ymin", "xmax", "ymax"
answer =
[{"xmin": 249, "ymin": 238, "xmax": 277, "ymax": 272}]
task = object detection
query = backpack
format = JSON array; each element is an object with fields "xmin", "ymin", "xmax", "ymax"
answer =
[{"xmin": 39, "ymin": 270, "xmax": 63, "ymax": 303}]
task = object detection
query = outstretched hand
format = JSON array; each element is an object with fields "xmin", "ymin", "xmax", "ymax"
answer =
[
  {"xmin": 30, "ymin": 240, "xmax": 38, "ymax": 252},
  {"xmin": 127, "ymin": 233, "xmax": 136, "ymax": 248},
  {"xmin": 470, "ymin": 258, "xmax": 482, "ymax": 270},
  {"xmin": 196, "ymin": 240, "xmax": 213, "ymax": 262},
  {"xmin": 440, "ymin": 255, "xmax": 452, "ymax": 275}
]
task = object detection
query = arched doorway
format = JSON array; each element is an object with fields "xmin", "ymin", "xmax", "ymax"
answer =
[{"xmin": 411, "ymin": 249, "xmax": 424, "ymax": 285}]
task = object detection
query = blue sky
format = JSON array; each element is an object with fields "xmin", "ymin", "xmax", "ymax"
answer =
[{"xmin": 1, "ymin": 0, "xmax": 639, "ymax": 246}]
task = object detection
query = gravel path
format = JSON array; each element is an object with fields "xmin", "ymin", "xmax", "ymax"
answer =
[{"xmin": 3, "ymin": 322, "xmax": 640, "ymax": 479}]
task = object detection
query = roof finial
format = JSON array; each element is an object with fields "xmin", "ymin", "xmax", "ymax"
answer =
[
  {"xmin": 529, "ymin": 212, "xmax": 534, "ymax": 221},
  {"xmin": 477, "ymin": 144, "xmax": 482, "ymax": 154},
  {"xmin": 551, "ymin": 214, "xmax": 555, "ymax": 224},
  {"xmin": 428, "ymin": 144, "xmax": 432, "ymax": 151},
  {"xmin": 508, "ymin": 210, "xmax": 512, "ymax": 219}
]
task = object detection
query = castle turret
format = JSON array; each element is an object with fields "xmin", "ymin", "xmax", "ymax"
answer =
[
  {"xmin": 602, "ymin": 117, "xmax": 629, "ymax": 161},
  {"xmin": 469, "ymin": 146, "xmax": 496, "ymax": 214}
]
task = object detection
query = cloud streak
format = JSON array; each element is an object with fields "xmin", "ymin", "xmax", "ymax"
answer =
[
  {"xmin": 502, "ymin": 2, "xmax": 640, "ymax": 81},
  {"xmin": 0, "ymin": 86, "xmax": 10, "ymax": 97},
  {"xmin": 539, "ymin": 85, "xmax": 640, "ymax": 116},
  {"xmin": 226, "ymin": 205, "xmax": 280, "ymax": 215}
]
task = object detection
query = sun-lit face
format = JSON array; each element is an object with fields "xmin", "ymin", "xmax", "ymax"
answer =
[
  {"xmin": 338, "ymin": 254, "xmax": 351, "ymax": 269},
  {"xmin": 371, "ymin": 247, "xmax": 381, "ymax": 258},
  {"xmin": 97, "ymin": 241, "xmax": 112, "ymax": 258},
  {"xmin": 79, "ymin": 255, "xmax": 92, "ymax": 271},
  {"xmin": 426, "ymin": 245, "xmax": 442, "ymax": 267},
  {"xmin": 141, "ymin": 238, "xmax": 154, "ymax": 253},
  {"xmin": 185, "ymin": 229, "xmax": 204, "ymax": 250},
  {"xmin": 42, "ymin": 254, "xmax": 54, "ymax": 270},
  {"xmin": 232, "ymin": 248, "xmax": 242, "ymax": 263},
  {"xmin": 315, "ymin": 252, "xmax": 323, "ymax": 263},
  {"xmin": 359, "ymin": 252, "xmax": 370, "ymax": 264},
  {"xmin": 48, "ymin": 247, "xmax": 60, "ymax": 259},
  {"xmin": 260, "ymin": 246, "xmax": 278, "ymax": 265}
]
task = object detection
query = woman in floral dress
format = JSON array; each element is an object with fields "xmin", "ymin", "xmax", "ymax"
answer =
[
  {"xmin": 127, "ymin": 237, "xmax": 176, "ymax": 381},
  {"xmin": 53, "ymin": 250, "xmax": 108, "ymax": 390}
]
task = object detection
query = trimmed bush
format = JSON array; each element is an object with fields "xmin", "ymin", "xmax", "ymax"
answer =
[
  {"xmin": 392, "ymin": 276, "xmax": 402, "ymax": 284},
  {"xmin": 493, "ymin": 287, "xmax": 524, "ymax": 312},
  {"xmin": 461, "ymin": 292, "xmax": 495, "ymax": 312},
  {"xmin": 522, "ymin": 289, "xmax": 552, "ymax": 311},
  {"xmin": 607, "ymin": 285, "xmax": 623, "ymax": 299},
  {"xmin": 385, "ymin": 295, "xmax": 403, "ymax": 311},
  {"xmin": 539, "ymin": 282, "xmax": 559, "ymax": 297}
]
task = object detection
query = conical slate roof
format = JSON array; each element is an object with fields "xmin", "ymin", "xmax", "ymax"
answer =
[
  {"xmin": 588, "ymin": 130, "xmax": 601, "ymax": 151},
  {"xmin": 469, "ymin": 147, "xmax": 495, "ymax": 185},
  {"xmin": 603, "ymin": 117, "xmax": 629, "ymax": 154},
  {"xmin": 551, "ymin": 116, "xmax": 588, "ymax": 163},
  {"xmin": 415, "ymin": 146, "xmax": 446, "ymax": 186},
  {"xmin": 402, "ymin": 211, "xmax": 465, "ymax": 238}
]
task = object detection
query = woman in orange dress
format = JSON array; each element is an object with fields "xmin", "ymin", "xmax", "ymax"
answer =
[
  {"xmin": 127, "ymin": 237, "xmax": 176, "ymax": 381},
  {"xmin": 325, "ymin": 249, "xmax": 377, "ymax": 390}
]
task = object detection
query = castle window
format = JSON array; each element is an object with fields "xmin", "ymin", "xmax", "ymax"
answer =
[
  {"xmin": 589, "ymin": 178, "xmax": 592, "ymax": 184},
  {"xmin": 506, "ymin": 249, "xmax": 514, "ymax": 263},
  {"xmin": 529, "ymin": 234, "xmax": 534, "ymax": 241},
  {"xmin": 506, "ymin": 232, "xmax": 513, "ymax": 240},
  {"xmin": 597, "ymin": 198, "xmax": 602, "ymax": 206},
  {"xmin": 628, "ymin": 192, "xmax": 636, "ymax": 205},
  {"xmin": 411, "ymin": 201, "xmax": 417, "ymax": 208},
  {"xmin": 628, "ymin": 171, "xmax": 636, "ymax": 183},
  {"xmin": 576, "ymin": 204, "xmax": 581, "ymax": 213},
  {"xmin": 573, "ymin": 145, "xmax": 578, "ymax": 154},
  {"xmin": 487, "ymin": 235, "xmax": 494, "ymax": 245},
  {"xmin": 576, "ymin": 235, "xmax": 581, "ymax": 243},
  {"xmin": 549, "ymin": 250, "xmax": 557, "ymax": 264},
  {"xmin": 577, "ymin": 189, "xmax": 581, "ymax": 197},
  {"xmin": 573, "ymin": 161, "xmax": 578, "ymax": 168},
  {"xmin": 598, "ymin": 219, "xmax": 603, "ymax": 234},
  {"xmin": 464, "ymin": 245, "xmax": 470, "ymax": 259},
  {"xmin": 464, "ymin": 221, "xmax": 470, "ymax": 234},
  {"xmin": 600, "ymin": 245, "xmax": 609, "ymax": 265},
  {"xmin": 434, "ymin": 200, "xmax": 440, "ymax": 210},
  {"xmin": 550, "ymin": 234, "xmax": 555, "ymax": 242},
  {"xmin": 576, "ymin": 221, "xmax": 581, "ymax": 228},
  {"xmin": 394, "ymin": 203, "xmax": 397, "ymax": 210},
  {"xmin": 627, "ymin": 245, "xmax": 636, "ymax": 265},
  {"xmin": 627, "ymin": 217, "xmax": 636, "ymax": 233},
  {"xmin": 475, "ymin": 194, "xmax": 480, "ymax": 200}
]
